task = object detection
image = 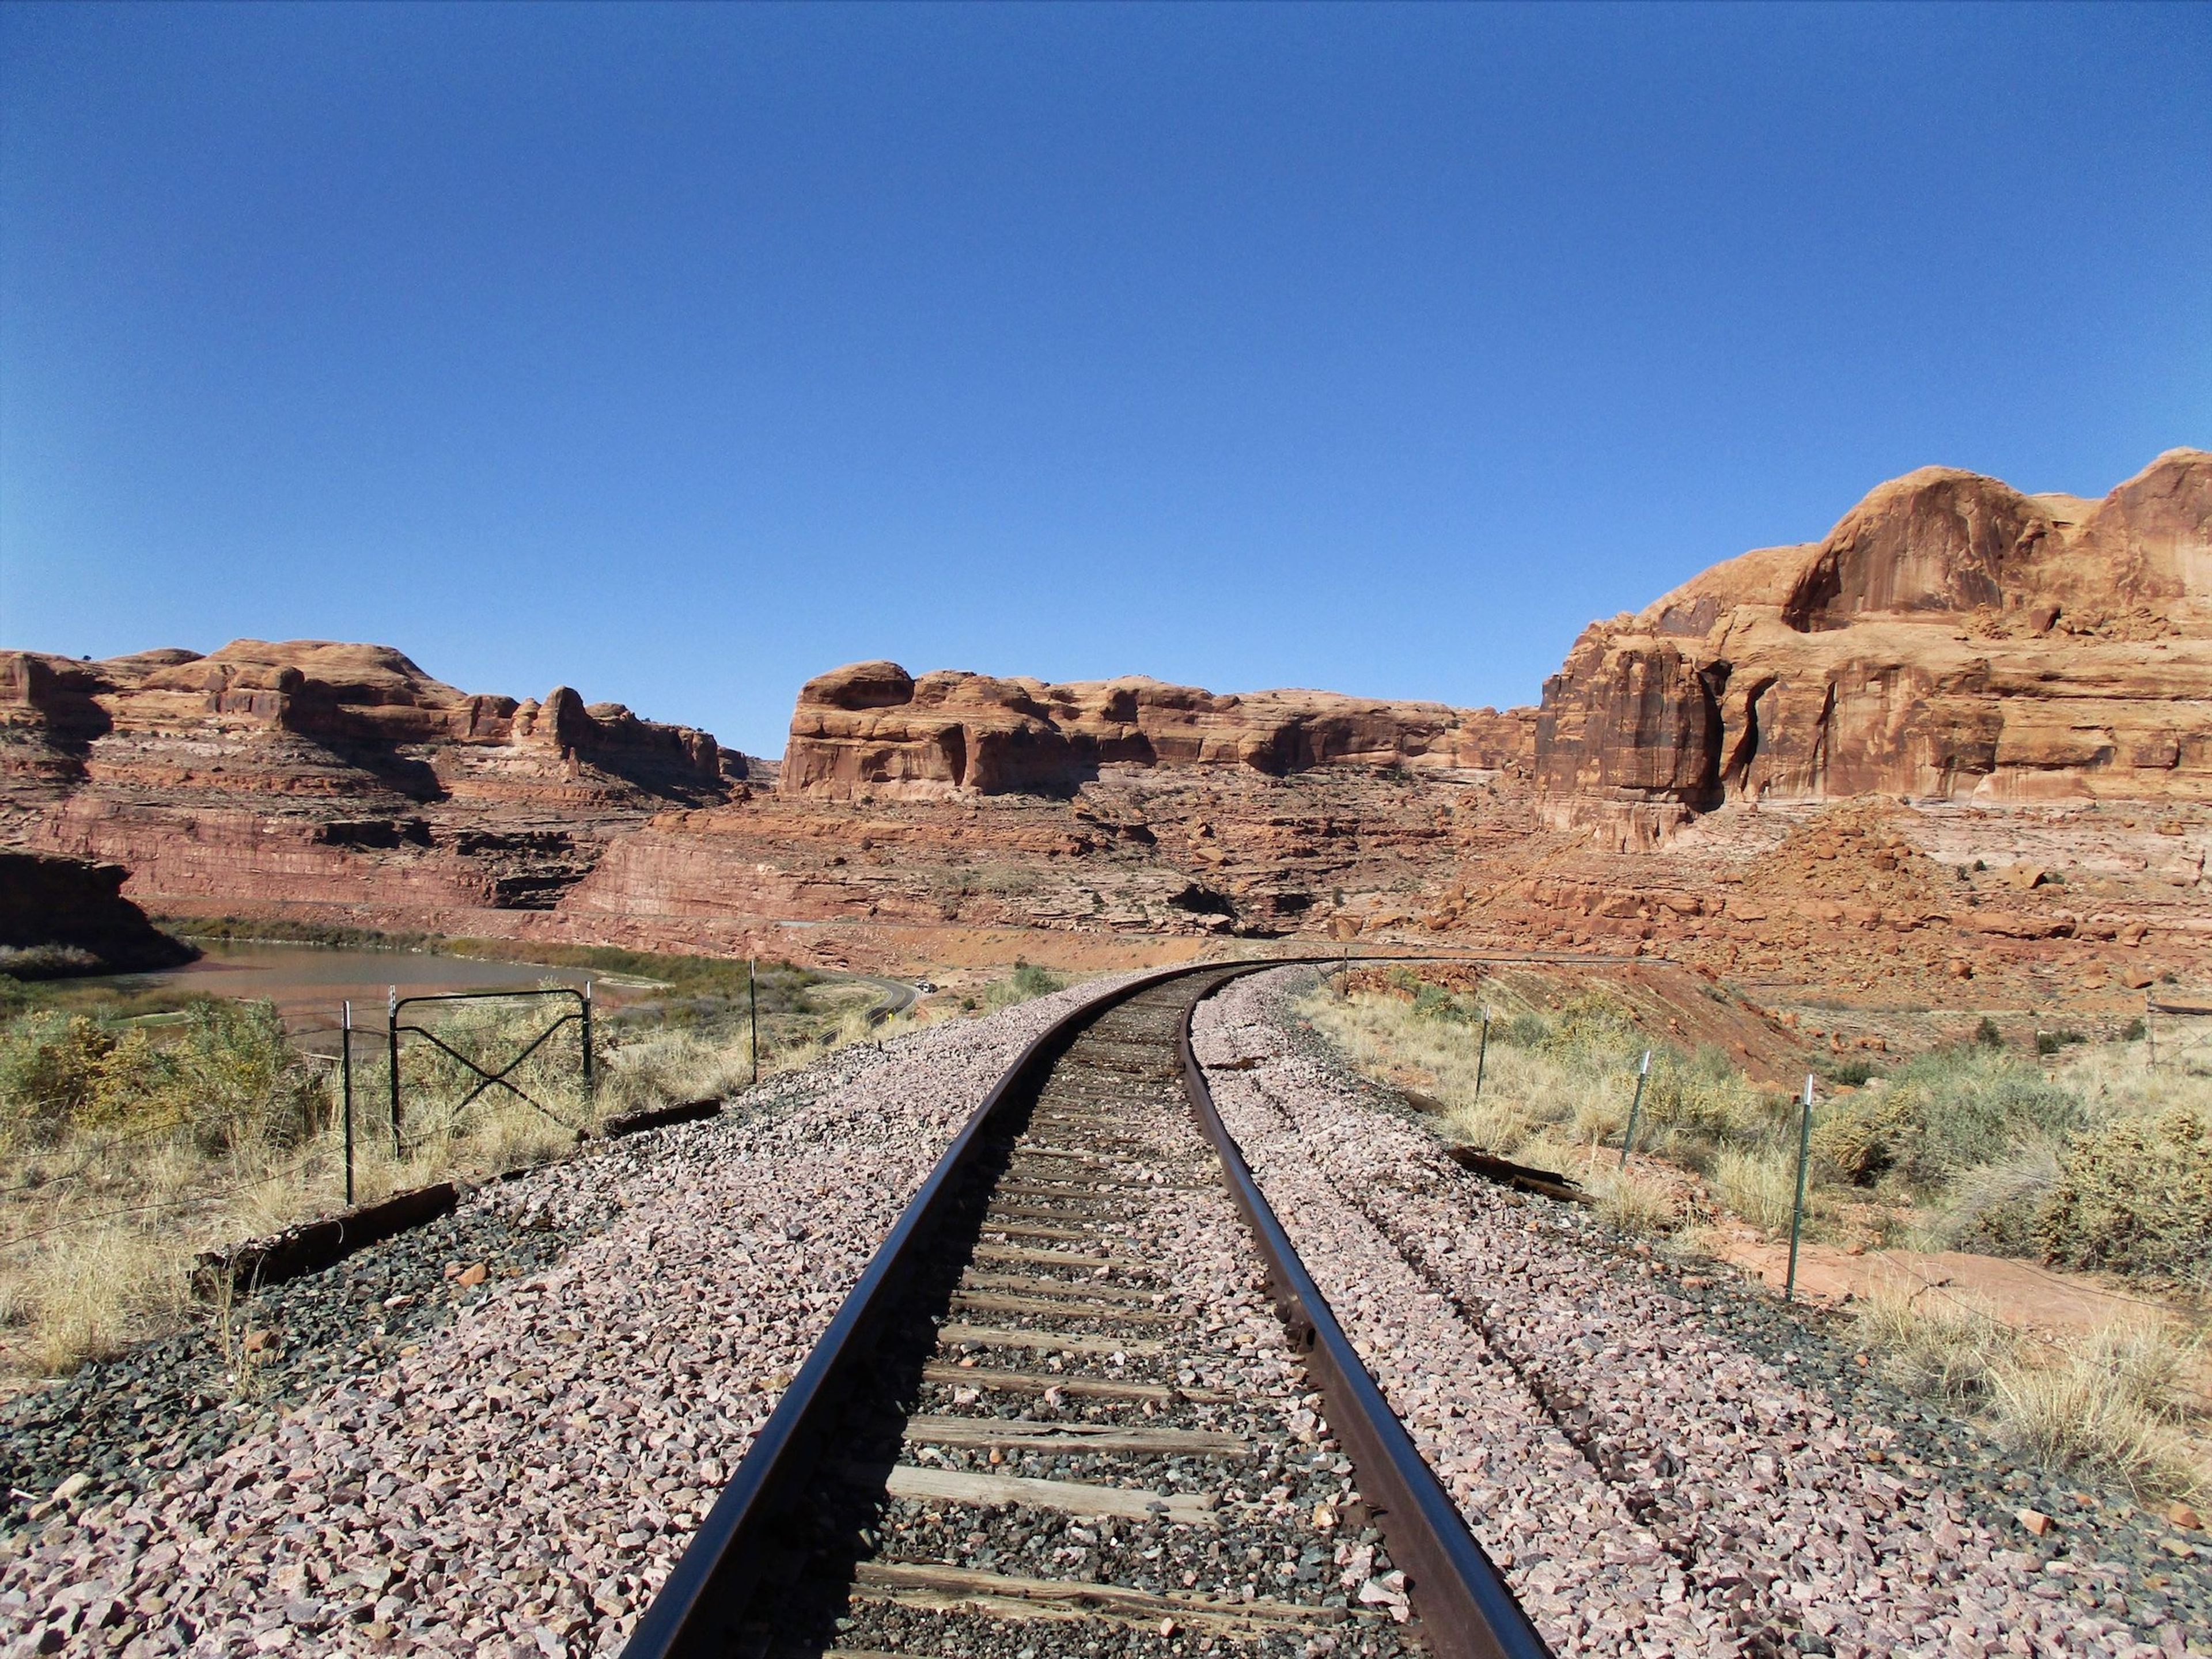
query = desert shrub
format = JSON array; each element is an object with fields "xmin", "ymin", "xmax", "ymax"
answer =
[
  {"xmin": 0, "ymin": 999, "xmax": 324, "ymax": 1151},
  {"xmin": 1637, "ymin": 1045, "xmax": 1767, "ymax": 1145},
  {"xmin": 0, "ymin": 945, "xmax": 102, "ymax": 980},
  {"xmin": 2035, "ymin": 1110, "xmax": 2212, "ymax": 1283},
  {"xmin": 2035, "ymin": 1029, "xmax": 2088, "ymax": 1058},
  {"xmin": 1974, "ymin": 1017, "xmax": 2003, "ymax": 1048},
  {"xmin": 1541, "ymin": 990, "xmax": 1642, "ymax": 1063},
  {"xmin": 0, "ymin": 1012, "xmax": 115, "ymax": 1140},
  {"xmin": 1821, "ymin": 1055, "xmax": 1879, "ymax": 1086},
  {"xmin": 1934, "ymin": 1140, "xmax": 2062, "ymax": 1255},
  {"xmin": 1872, "ymin": 1046, "xmax": 2089, "ymax": 1184},
  {"xmin": 1499, "ymin": 1011, "xmax": 1552, "ymax": 1048},
  {"xmin": 983, "ymin": 963, "xmax": 1067, "ymax": 1010},
  {"xmin": 1810, "ymin": 1085, "xmax": 1925, "ymax": 1185},
  {"xmin": 1412, "ymin": 984, "xmax": 1474, "ymax": 1024}
]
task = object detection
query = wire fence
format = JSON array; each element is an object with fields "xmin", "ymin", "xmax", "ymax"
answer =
[{"xmin": 0, "ymin": 980, "xmax": 603, "ymax": 1253}]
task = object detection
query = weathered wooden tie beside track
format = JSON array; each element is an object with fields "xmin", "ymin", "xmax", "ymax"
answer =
[{"xmin": 625, "ymin": 963, "xmax": 1550, "ymax": 1659}]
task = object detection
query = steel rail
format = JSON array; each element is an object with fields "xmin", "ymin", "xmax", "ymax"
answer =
[
  {"xmin": 624, "ymin": 955, "xmax": 1549, "ymax": 1659},
  {"xmin": 620, "ymin": 960, "xmax": 1214, "ymax": 1658},
  {"xmin": 1176, "ymin": 986, "xmax": 1554, "ymax": 1659}
]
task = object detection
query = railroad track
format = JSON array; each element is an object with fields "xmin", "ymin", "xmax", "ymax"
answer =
[{"xmin": 627, "ymin": 963, "xmax": 1547, "ymax": 1659}]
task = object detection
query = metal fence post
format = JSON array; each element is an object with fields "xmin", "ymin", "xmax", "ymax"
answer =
[
  {"xmin": 1474, "ymin": 1007, "xmax": 1491, "ymax": 1099},
  {"xmin": 1786, "ymin": 1073, "xmax": 1815, "ymax": 1302},
  {"xmin": 388, "ymin": 985, "xmax": 402, "ymax": 1157},
  {"xmin": 1618, "ymin": 1049, "xmax": 1652, "ymax": 1169},
  {"xmin": 2146, "ymin": 988, "xmax": 2156, "ymax": 1067},
  {"xmin": 581, "ymin": 979, "xmax": 595, "ymax": 1096},
  {"xmin": 748, "ymin": 957, "xmax": 759, "ymax": 1086},
  {"xmin": 340, "ymin": 999, "xmax": 355, "ymax": 1207}
]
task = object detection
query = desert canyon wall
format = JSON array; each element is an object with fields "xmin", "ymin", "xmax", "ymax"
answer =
[
  {"xmin": 4, "ymin": 449, "xmax": 2209, "ymax": 1006},
  {"xmin": 1535, "ymin": 449, "xmax": 2212, "ymax": 849},
  {"xmin": 1, "ymin": 639, "xmax": 744, "ymax": 921}
]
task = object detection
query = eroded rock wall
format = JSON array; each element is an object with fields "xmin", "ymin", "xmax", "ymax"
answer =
[
  {"xmin": 781, "ymin": 660, "xmax": 1534, "ymax": 800},
  {"xmin": 1534, "ymin": 449, "xmax": 2212, "ymax": 847},
  {"xmin": 0, "ymin": 639, "xmax": 743, "ymax": 920}
]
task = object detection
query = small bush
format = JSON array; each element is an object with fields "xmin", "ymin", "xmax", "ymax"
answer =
[
  {"xmin": 1810, "ymin": 1086, "xmax": 1923, "ymax": 1185},
  {"xmin": 1821, "ymin": 1056, "xmax": 1878, "ymax": 1086},
  {"xmin": 2035, "ymin": 1029, "xmax": 2087, "ymax": 1058},
  {"xmin": 0, "ymin": 1012, "xmax": 115, "ymax": 1139},
  {"xmin": 2036, "ymin": 1110, "xmax": 2212, "ymax": 1283},
  {"xmin": 1498, "ymin": 1011, "xmax": 1551, "ymax": 1048},
  {"xmin": 1874, "ymin": 1045, "xmax": 2089, "ymax": 1184},
  {"xmin": 1974, "ymin": 1017, "xmax": 2003, "ymax": 1048},
  {"xmin": 1412, "ymin": 984, "xmax": 1473, "ymax": 1024}
]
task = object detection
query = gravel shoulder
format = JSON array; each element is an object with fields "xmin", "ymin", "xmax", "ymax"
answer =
[
  {"xmin": 0, "ymin": 975, "xmax": 1144, "ymax": 1657},
  {"xmin": 1192, "ymin": 966, "xmax": 2212, "ymax": 1659}
]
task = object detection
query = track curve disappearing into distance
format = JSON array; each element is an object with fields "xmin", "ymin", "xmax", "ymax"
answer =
[{"xmin": 626, "ymin": 961, "xmax": 1548, "ymax": 1659}]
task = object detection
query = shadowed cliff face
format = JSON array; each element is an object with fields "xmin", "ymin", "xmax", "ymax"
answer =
[
  {"xmin": 1535, "ymin": 449, "xmax": 2212, "ymax": 849},
  {"xmin": 779, "ymin": 661, "xmax": 1533, "ymax": 800}
]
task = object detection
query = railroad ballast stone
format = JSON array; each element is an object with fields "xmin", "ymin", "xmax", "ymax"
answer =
[
  {"xmin": 0, "ymin": 974, "xmax": 1149, "ymax": 1657},
  {"xmin": 1193, "ymin": 965, "xmax": 2212, "ymax": 1659}
]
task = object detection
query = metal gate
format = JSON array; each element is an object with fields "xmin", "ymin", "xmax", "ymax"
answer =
[{"xmin": 382, "ymin": 983, "xmax": 595, "ymax": 1154}]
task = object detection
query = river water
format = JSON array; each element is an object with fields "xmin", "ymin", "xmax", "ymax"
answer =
[{"xmin": 92, "ymin": 941, "xmax": 645, "ymax": 1029}]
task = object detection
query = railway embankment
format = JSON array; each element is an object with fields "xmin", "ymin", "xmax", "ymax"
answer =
[
  {"xmin": 1195, "ymin": 966, "xmax": 2212, "ymax": 1658},
  {"xmin": 0, "ymin": 974, "xmax": 1143, "ymax": 1655}
]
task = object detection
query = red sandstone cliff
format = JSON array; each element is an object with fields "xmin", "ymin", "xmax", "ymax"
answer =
[
  {"xmin": 780, "ymin": 661, "xmax": 1533, "ymax": 800},
  {"xmin": 1535, "ymin": 449, "xmax": 2212, "ymax": 847},
  {"xmin": 0, "ymin": 639, "xmax": 744, "ymax": 915}
]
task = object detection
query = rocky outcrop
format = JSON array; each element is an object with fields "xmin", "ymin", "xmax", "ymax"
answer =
[
  {"xmin": 0, "ymin": 851, "xmax": 195, "ymax": 975},
  {"xmin": 781, "ymin": 661, "xmax": 1533, "ymax": 800},
  {"xmin": 1535, "ymin": 449, "xmax": 2212, "ymax": 846},
  {"xmin": 2, "ymin": 640, "xmax": 734, "ymax": 802},
  {"xmin": 1, "ymin": 639, "xmax": 747, "ymax": 920}
]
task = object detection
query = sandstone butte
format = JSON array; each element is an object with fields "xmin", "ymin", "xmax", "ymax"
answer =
[
  {"xmin": 2, "ymin": 448, "xmax": 2209, "ymax": 1022},
  {"xmin": 1536, "ymin": 446, "xmax": 2212, "ymax": 849}
]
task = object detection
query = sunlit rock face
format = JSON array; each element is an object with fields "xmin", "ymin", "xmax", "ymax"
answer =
[
  {"xmin": 1533, "ymin": 449, "xmax": 2212, "ymax": 848},
  {"xmin": 779, "ymin": 658, "xmax": 1532, "ymax": 800}
]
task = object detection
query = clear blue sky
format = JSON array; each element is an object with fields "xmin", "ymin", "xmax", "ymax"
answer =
[{"xmin": 3, "ymin": 3, "xmax": 2207, "ymax": 757}]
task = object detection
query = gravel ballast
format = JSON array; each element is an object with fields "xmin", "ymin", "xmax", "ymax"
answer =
[
  {"xmin": 0, "ymin": 975, "xmax": 1146, "ymax": 1657},
  {"xmin": 1193, "ymin": 966, "xmax": 2211, "ymax": 1659}
]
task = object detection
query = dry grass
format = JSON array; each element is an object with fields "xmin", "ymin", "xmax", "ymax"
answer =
[
  {"xmin": 1304, "ymin": 980, "xmax": 1793, "ymax": 1238},
  {"xmin": 1851, "ymin": 1284, "xmax": 2207, "ymax": 1497},
  {"xmin": 1710, "ymin": 1145, "xmax": 1800, "ymax": 1233},
  {"xmin": 0, "ymin": 976, "xmax": 931, "ymax": 1381}
]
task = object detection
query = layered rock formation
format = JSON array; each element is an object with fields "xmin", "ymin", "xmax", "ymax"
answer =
[
  {"xmin": 782, "ymin": 661, "xmax": 1532, "ymax": 799},
  {"xmin": 1535, "ymin": 449, "xmax": 2212, "ymax": 847},
  {"xmin": 1, "ymin": 640, "xmax": 745, "ymax": 917}
]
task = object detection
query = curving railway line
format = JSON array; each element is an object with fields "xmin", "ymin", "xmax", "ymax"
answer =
[{"xmin": 626, "ymin": 963, "xmax": 1548, "ymax": 1659}]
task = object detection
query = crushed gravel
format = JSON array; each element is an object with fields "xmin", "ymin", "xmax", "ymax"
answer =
[
  {"xmin": 1193, "ymin": 965, "xmax": 2212, "ymax": 1659},
  {"xmin": 0, "ymin": 975, "xmax": 1144, "ymax": 1657}
]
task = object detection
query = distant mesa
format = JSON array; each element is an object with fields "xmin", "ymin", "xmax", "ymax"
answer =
[
  {"xmin": 780, "ymin": 659, "xmax": 1534, "ymax": 800},
  {"xmin": 1, "ymin": 637, "xmax": 740, "ymax": 802},
  {"xmin": 1535, "ymin": 448, "xmax": 2212, "ymax": 847}
]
